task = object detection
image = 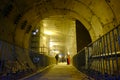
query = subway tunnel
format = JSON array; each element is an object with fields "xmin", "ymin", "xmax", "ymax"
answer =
[{"xmin": 0, "ymin": 0, "xmax": 120, "ymax": 80}]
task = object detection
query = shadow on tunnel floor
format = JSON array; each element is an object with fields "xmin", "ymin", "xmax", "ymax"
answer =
[
  {"xmin": 0, "ymin": 65, "xmax": 53, "ymax": 80},
  {"xmin": 21, "ymin": 64, "xmax": 54, "ymax": 80}
]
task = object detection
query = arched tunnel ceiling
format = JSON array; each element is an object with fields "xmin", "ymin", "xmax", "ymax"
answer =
[{"xmin": 0, "ymin": 0, "xmax": 120, "ymax": 49}]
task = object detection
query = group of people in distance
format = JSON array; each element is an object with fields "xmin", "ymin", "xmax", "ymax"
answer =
[{"xmin": 55, "ymin": 54, "xmax": 70, "ymax": 65}]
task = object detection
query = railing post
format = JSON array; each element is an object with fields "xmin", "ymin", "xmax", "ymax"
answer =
[
  {"xmin": 85, "ymin": 47, "xmax": 88, "ymax": 69},
  {"xmin": 112, "ymin": 29, "xmax": 119, "ymax": 77},
  {"xmin": 105, "ymin": 33, "xmax": 111, "ymax": 75},
  {"xmin": 116, "ymin": 26, "xmax": 120, "ymax": 75}
]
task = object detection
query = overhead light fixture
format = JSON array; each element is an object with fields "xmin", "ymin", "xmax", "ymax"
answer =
[
  {"xmin": 59, "ymin": 54, "xmax": 62, "ymax": 58},
  {"xmin": 43, "ymin": 23, "xmax": 47, "ymax": 27},
  {"xmin": 50, "ymin": 42, "xmax": 54, "ymax": 47},
  {"xmin": 43, "ymin": 36, "xmax": 46, "ymax": 40},
  {"xmin": 36, "ymin": 29, "xmax": 39, "ymax": 32},
  {"xmin": 32, "ymin": 32, "xmax": 36, "ymax": 35},
  {"xmin": 32, "ymin": 29, "xmax": 39, "ymax": 35},
  {"xmin": 44, "ymin": 31, "xmax": 54, "ymax": 35},
  {"xmin": 68, "ymin": 51, "xmax": 70, "ymax": 55}
]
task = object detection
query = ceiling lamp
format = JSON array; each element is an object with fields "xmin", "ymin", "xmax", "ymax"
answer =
[
  {"xmin": 32, "ymin": 29, "xmax": 39, "ymax": 35},
  {"xmin": 44, "ymin": 31, "xmax": 54, "ymax": 35}
]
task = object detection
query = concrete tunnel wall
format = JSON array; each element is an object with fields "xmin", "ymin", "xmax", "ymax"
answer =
[
  {"xmin": 0, "ymin": 0, "xmax": 120, "ymax": 48},
  {"xmin": 0, "ymin": 0, "xmax": 120, "ymax": 73},
  {"xmin": 0, "ymin": 0, "xmax": 120, "ymax": 49}
]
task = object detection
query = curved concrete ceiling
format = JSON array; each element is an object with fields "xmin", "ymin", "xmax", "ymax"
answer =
[{"xmin": 0, "ymin": 0, "xmax": 120, "ymax": 48}]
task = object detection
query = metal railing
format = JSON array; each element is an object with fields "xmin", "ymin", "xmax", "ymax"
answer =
[
  {"xmin": 87, "ymin": 25, "xmax": 120, "ymax": 79},
  {"xmin": 0, "ymin": 40, "xmax": 55, "ymax": 79},
  {"xmin": 0, "ymin": 40, "xmax": 37, "ymax": 79},
  {"xmin": 73, "ymin": 25, "xmax": 120, "ymax": 80}
]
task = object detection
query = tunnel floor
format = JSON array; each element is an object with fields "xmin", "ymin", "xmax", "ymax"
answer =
[{"xmin": 22, "ymin": 63, "xmax": 93, "ymax": 80}]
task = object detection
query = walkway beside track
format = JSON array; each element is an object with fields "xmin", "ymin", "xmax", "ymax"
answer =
[{"xmin": 23, "ymin": 63, "xmax": 93, "ymax": 80}]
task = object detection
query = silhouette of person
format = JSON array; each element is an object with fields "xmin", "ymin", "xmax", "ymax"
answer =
[{"xmin": 55, "ymin": 54, "xmax": 59, "ymax": 64}]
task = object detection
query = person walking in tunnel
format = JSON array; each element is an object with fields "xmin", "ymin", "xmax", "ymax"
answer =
[
  {"xmin": 55, "ymin": 54, "xmax": 59, "ymax": 64},
  {"xmin": 67, "ymin": 54, "xmax": 70, "ymax": 65}
]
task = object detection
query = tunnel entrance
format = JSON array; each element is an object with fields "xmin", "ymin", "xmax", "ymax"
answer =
[
  {"xmin": 29, "ymin": 17, "xmax": 77, "ymax": 57},
  {"xmin": 29, "ymin": 17, "xmax": 92, "ymax": 57},
  {"xmin": 29, "ymin": 17, "xmax": 93, "ymax": 66}
]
